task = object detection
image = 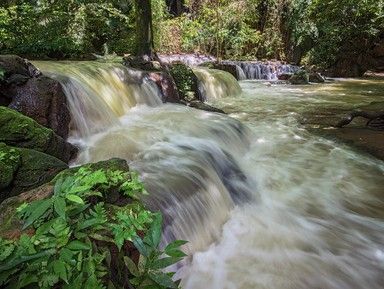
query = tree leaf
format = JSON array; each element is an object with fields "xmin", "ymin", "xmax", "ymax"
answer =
[
  {"xmin": 63, "ymin": 273, "xmax": 83, "ymax": 289},
  {"xmin": 164, "ymin": 240, "xmax": 188, "ymax": 252},
  {"xmin": 152, "ymin": 257, "xmax": 182, "ymax": 270},
  {"xmin": 0, "ymin": 249, "xmax": 56, "ymax": 272},
  {"xmin": 148, "ymin": 272, "xmax": 177, "ymax": 289},
  {"xmin": 150, "ymin": 213, "xmax": 162, "ymax": 248},
  {"xmin": 60, "ymin": 248, "xmax": 75, "ymax": 263},
  {"xmin": 67, "ymin": 185, "xmax": 92, "ymax": 195},
  {"xmin": 123, "ymin": 256, "xmax": 139, "ymax": 277},
  {"xmin": 133, "ymin": 236, "xmax": 148, "ymax": 257},
  {"xmin": 54, "ymin": 197, "xmax": 66, "ymax": 219},
  {"xmin": 54, "ymin": 176, "xmax": 64, "ymax": 195},
  {"xmin": 66, "ymin": 240, "xmax": 90, "ymax": 251},
  {"xmin": 164, "ymin": 240, "xmax": 188, "ymax": 257},
  {"xmin": 53, "ymin": 260, "xmax": 68, "ymax": 283},
  {"xmin": 165, "ymin": 249, "xmax": 187, "ymax": 258},
  {"xmin": 66, "ymin": 194, "xmax": 84, "ymax": 205},
  {"xmin": 22, "ymin": 199, "xmax": 53, "ymax": 229}
]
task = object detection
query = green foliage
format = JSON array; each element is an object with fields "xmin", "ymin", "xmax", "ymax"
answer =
[
  {"xmin": 0, "ymin": 1, "xmax": 135, "ymax": 58},
  {"xmin": 307, "ymin": 0, "xmax": 384, "ymax": 68},
  {"xmin": 156, "ymin": 0, "xmax": 300, "ymax": 60},
  {"xmin": 169, "ymin": 63, "xmax": 198, "ymax": 101},
  {"xmin": 126, "ymin": 215, "xmax": 188, "ymax": 289},
  {"xmin": 0, "ymin": 168, "xmax": 186, "ymax": 289}
]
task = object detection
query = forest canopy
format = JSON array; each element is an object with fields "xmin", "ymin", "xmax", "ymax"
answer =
[{"xmin": 0, "ymin": 0, "xmax": 383, "ymax": 69}]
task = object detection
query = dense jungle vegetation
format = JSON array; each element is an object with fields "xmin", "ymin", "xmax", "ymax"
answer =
[{"xmin": 1, "ymin": 0, "xmax": 383, "ymax": 70}]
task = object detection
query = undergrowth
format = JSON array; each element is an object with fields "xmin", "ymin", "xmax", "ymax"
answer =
[{"xmin": 0, "ymin": 168, "xmax": 186, "ymax": 289}]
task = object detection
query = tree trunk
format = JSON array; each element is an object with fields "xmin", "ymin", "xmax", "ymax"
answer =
[{"xmin": 134, "ymin": 0, "xmax": 155, "ymax": 58}]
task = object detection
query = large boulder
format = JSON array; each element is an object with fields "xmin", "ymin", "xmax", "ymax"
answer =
[
  {"xmin": 289, "ymin": 69, "xmax": 309, "ymax": 85},
  {"xmin": 0, "ymin": 55, "xmax": 71, "ymax": 138},
  {"xmin": 0, "ymin": 142, "xmax": 68, "ymax": 202},
  {"xmin": 0, "ymin": 106, "xmax": 77, "ymax": 163},
  {"xmin": 309, "ymin": 72, "xmax": 325, "ymax": 83},
  {"xmin": 146, "ymin": 71, "xmax": 180, "ymax": 103},
  {"xmin": 278, "ymin": 73, "xmax": 293, "ymax": 80}
]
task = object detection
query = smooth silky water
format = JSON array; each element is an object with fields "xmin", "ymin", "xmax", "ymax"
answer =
[{"xmin": 34, "ymin": 62, "xmax": 384, "ymax": 289}]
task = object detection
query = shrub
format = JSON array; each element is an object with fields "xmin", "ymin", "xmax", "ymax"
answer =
[{"xmin": 0, "ymin": 168, "xmax": 186, "ymax": 289}]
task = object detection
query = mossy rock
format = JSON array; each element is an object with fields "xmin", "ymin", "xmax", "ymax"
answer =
[
  {"xmin": 0, "ymin": 143, "xmax": 68, "ymax": 202},
  {"xmin": 0, "ymin": 143, "xmax": 22, "ymax": 191},
  {"xmin": 0, "ymin": 158, "xmax": 129, "ymax": 238},
  {"xmin": 1, "ymin": 55, "xmax": 71, "ymax": 138},
  {"xmin": 168, "ymin": 62, "xmax": 202, "ymax": 101},
  {"xmin": 0, "ymin": 106, "xmax": 77, "ymax": 162},
  {"xmin": 289, "ymin": 69, "xmax": 310, "ymax": 85}
]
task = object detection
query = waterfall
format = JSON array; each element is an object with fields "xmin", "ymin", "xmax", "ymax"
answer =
[
  {"xmin": 236, "ymin": 64, "xmax": 247, "ymax": 80},
  {"xmin": 34, "ymin": 61, "xmax": 253, "ymax": 254},
  {"xmin": 34, "ymin": 61, "xmax": 384, "ymax": 289},
  {"xmin": 34, "ymin": 61, "xmax": 163, "ymax": 138},
  {"xmin": 193, "ymin": 67, "xmax": 242, "ymax": 100},
  {"xmin": 158, "ymin": 54, "xmax": 299, "ymax": 80},
  {"xmin": 223, "ymin": 60, "xmax": 300, "ymax": 80}
]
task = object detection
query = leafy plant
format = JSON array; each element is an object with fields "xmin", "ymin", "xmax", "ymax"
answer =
[{"xmin": 0, "ymin": 168, "xmax": 186, "ymax": 289}]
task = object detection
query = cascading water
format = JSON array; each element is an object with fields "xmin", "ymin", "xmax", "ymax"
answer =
[
  {"xmin": 33, "ymin": 61, "xmax": 162, "ymax": 138},
  {"xmin": 34, "ymin": 61, "xmax": 384, "ymax": 289},
  {"xmin": 193, "ymin": 67, "xmax": 242, "ymax": 101},
  {"xmin": 159, "ymin": 54, "xmax": 298, "ymax": 80},
  {"xmin": 223, "ymin": 60, "xmax": 300, "ymax": 80}
]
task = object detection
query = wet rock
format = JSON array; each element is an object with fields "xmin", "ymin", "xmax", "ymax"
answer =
[
  {"xmin": 123, "ymin": 55, "xmax": 162, "ymax": 71},
  {"xmin": 309, "ymin": 72, "xmax": 325, "ymax": 83},
  {"xmin": 312, "ymin": 128, "xmax": 384, "ymax": 161},
  {"xmin": 188, "ymin": 100, "xmax": 225, "ymax": 114},
  {"xmin": 209, "ymin": 63, "xmax": 239, "ymax": 80},
  {"xmin": 0, "ymin": 55, "xmax": 41, "ymax": 79},
  {"xmin": 0, "ymin": 107, "xmax": 77, "ymax": 163},
  {"xmin": 0, "ymin": 142, "xmax": 67, "ymax": 202},
  {"xmin": 146, "ymin": 71, "xmax": 180, "ymax": 103},
  {"xmin": 0, "ymin": 55, "xmax": 70, "ymax": 138},
  {"xmin": 302, "ymin": 101, "xmax": 384, "ymax": 161},
  {"xmin": 289, "ymin": 70, "xmax": 309, "ymax": 85},
  {"xmin": 278, "ymin": 73, "xmax": 293, "ymax": 80}
]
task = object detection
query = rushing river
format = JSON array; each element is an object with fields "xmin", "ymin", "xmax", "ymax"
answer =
[{"xmin": 34, "ymin": 61, "xmax": 384, "ymax": 289}]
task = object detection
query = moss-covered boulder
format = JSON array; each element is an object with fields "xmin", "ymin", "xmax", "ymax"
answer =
[
  {"xmin": 0, "ymin": 143, "xmax": 21, "ymax": 191},
  {"xmin": 0, "ymin": 158, "xmax": 129, "ymax": 238},
  {"xmin": 0, "ymin": 106, "xmax": 77, "ymax": 162},
  {"xmin": 168, "ymin": 62, "xmax": 202, "ymax": 101},
  {"xmin": 289, "ymin": 69, "xmax": 310, "ymax": 85},
  {"xmin": 0, "ymin": 142, "xmax": 68, "ymax": 202},
  {"xmin": 0, "ymin": 55, "xmax": 71, "ymax": 138}
]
